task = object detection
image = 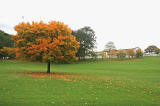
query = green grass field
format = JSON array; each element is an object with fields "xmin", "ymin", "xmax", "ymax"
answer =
[{"xmin": 0, "ymin": 57, "xmax": 160, "ymax": 106}]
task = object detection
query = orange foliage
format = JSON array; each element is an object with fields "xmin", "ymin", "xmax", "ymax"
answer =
[
  {"xmin": 13, "ymin": 21, "xmax": 80, "ymax": 63},
  {"xmin": 117, "ymin": 49, "xmax": 126, "ymax": 59},
  {"xmin": 136, "ymin": 48, "xmax": 142, "ymax": 53},
  {"xmin": 126, "ymin": 49, "xmax": 136, "ymax": 58},
  {"xmin": 118, "ymin": 49, "xmax": 126, "ymax": 54},
  {"xmin": 109, "ymin": 50, "xmax": 117, "ymax": 57}
]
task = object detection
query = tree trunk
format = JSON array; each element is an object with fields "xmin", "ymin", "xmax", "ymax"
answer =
[{"xmin": 47, "ymin": 61, "xmax": 50, "ymax": 73}]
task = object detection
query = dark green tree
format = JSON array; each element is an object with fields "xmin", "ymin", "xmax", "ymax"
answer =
[
  {"xmin": 145, "ymin": 45, "xmax": 159, "ymax": 53},
  {"xmin": 72, "ymin": 27, "xmax": 96, "ymax": 60},
  {"xmin": 155, "ymin": 48, "xmax": 160, "ymax": 54},
  {"xmin": 0, "ymin": 30, "xmax": 14, "ymax": 49}
]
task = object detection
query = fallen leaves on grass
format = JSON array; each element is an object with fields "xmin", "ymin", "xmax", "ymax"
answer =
[
  {"xmin": 16, "ymin": 71, "xmax": 102, "ymax": 82},
  {"xmin": 17, "ymin": 71, "xmax": 74, "ymax": 82},
  {"xmin": 51, "ymin": 101, "xmax": 55, "ymax": 104},
  {"xmin": 62, "ymin": 101, "xmax": 66, "ymax": 104},
  {"xmin": 84, "ymin": 102, "xmax": 88, "ymax": 104},
  {"xmin": 157, "ymin": 100, "xmax": 160, "ymax": 103}
]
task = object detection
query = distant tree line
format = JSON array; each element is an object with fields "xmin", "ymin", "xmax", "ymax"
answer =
[
  {"xmin": 102, "ymin": 41, "xmax": 143, "ymax": 59},
  {"xmin": 101, "ymin": 48, "xmax": 143, "ymax": 60}
]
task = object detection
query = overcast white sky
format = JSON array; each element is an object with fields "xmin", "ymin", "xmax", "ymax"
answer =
[{"xmin": 0, "ymin": 0, "xmax": 160, "ymax": 51}]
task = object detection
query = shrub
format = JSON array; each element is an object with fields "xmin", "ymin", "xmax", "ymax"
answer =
[{"xmin": 0, "ymin": 47, "xmax": 16, "ymax": 59}]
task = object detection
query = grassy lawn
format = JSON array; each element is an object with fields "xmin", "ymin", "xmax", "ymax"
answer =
[{"xmin": 0, "ymin": 57, "xmax": 160, "ymax": 106}]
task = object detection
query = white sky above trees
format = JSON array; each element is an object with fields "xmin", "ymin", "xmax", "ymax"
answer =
[{"xmin": 0, "ymin": 0, "xmax": 160, "ymax": 51}]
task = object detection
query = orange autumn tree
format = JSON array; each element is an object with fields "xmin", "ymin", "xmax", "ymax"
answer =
[
  {"xmin": 109, "ymin": 50, "xmax": 117, "ymax": 58},
  {"xmin": 126, "ymin": 49, "xmax": 136, "ymax": 58},
  {"xmin": 13, "ymin": 21, "xmax": 80, "ymax": 73}
]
